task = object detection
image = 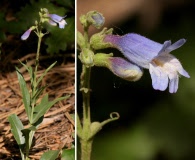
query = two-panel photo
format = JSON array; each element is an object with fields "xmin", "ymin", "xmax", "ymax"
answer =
[{"xmin": 0, "ymin": 0, "xmax": 194, "ymax": 160}]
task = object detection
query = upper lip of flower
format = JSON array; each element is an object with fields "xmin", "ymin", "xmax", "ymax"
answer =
[{"xmin": 49, "ymin": 14, "xmax": 66, "ymax": 23}]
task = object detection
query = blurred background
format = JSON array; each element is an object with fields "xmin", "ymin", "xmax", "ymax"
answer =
[{"xmin": 77, "ymin": 0, "xmax": 195, "ymax": 160}]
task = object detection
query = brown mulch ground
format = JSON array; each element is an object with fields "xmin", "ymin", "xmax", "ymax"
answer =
[{"xmin": 0, "ymin": 53, "xmax": 75, "ymax": 160}]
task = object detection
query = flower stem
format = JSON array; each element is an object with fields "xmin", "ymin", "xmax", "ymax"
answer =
[
  {"xmin": 80, "ymin": 139, "xmax": 93, "ymax": 160},
  {"xmin": 80, "ymin": 65, "xmax": 93, "ymax": 160},
  {"xmin": 28, "ymin": 32, "xmax": 42, "ymax": 158}
]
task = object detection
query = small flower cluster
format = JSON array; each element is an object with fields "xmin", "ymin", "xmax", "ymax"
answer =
[
  {"xmin": 21, "ymin": 8, "xmax": 67, "ymax": 40},
  {"xmin": 79, "ymin": 11, "xmax": 190, "ymax": 93}
]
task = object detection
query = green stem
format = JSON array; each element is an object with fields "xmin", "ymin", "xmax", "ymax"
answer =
[
  {"xmin": 35, "ymin": 34, "xmax": 42, "ymax": 74},
  {"xmin": 30, "ymin": 34, "xmax": 42, "ymax": 123},
  {"xmin": 80, "ymin": 65, "xmax": 93, "ymax": 160},
  {"xmin": 27, "ymin": 32, "xmax": 42, "ymax": 158},
  {"xmin": 80, "ymin": 139, "xmax": 93, "ymax": 160},
  {"xmin": 78, "ymin": 22, "xmax": 93, "ymax": 160}
]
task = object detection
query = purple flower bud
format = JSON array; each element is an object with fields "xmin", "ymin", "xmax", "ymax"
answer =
[
  {"xmin": 108, "ymin": 57, "xmax": 143, "ymax": 81},
  {"xmin": 48, "ymin": 20, "xmax": 57, "ymax": 26},
  {"xmin": 91, "ymin": 12, "xmax": 105, "ymax": 28},
  {"xmin": 21, "ymin": 28, "xmax": 32, "ymax": 40},
  {"xmin": 104, "ymin": 33, "xmax": 190, "ymax": 93},
  {"xmin": 94, "ymin": 53, "xmax": 143, "ymax": 81},
  {"xmin": 48, "ymin": 14, "xmax": 67, "ymax": 29}
]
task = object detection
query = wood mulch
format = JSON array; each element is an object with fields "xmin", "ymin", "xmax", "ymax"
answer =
[{"xmin": 0, "ymin": 53, "xmax": 75, "ymax": 160}]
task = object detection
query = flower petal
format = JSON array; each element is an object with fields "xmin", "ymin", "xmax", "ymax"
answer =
[
  {"xmin": 158, "ymin": 40, "xmax": 171, "ymax": 55},
  {"xmin": 149, "ymin": 63, "xmax": 168, "ymax": 91},
  {"xmin": 49, "ymin": 14, "xmax": 64, "ymax": 22},
  {"xmin": 58, "ymin": 19, "xmax": 67, "ymax": 29},
  {"xmin": 169, "ymin": 75, "xmax": 179, "ymax": 93},
  {"xmin": 104, "ymin": 34, "xmax": 163, "ymax": 68},
  {"xmin": 166, "ymin": 39, "xmax": 186, "ymax": 52},
  {"xmin": 48, "ymin": 20, "xmax": 57, "ymax": 26}
]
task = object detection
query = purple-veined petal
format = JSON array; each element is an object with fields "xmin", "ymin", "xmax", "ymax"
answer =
[
  {"xmin": 166, "ymin": 39, "xmax": 186, "ymax": 52},
  {"xmin": 49, "ymin": 14, "xmax": 64, "ymax": 22},
  {"xmin": 104, "ymin": 34, "xmax": 163, "ymax": 68}
]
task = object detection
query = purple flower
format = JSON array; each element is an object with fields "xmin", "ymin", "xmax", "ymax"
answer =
[
  {"xmin": 21, "ymin": 28, "xmax": 32, "ymax": 40},
  {"xmin": 104, "ymin": 33, "xmax": 190, "ymax": 93},
  {"xmin": 94, "ymin": 54, "xmax": 143, "ymax": 81},
  {"xmin": 48, "ymin": 14, "xmax": 67, "ymax": 29},
  {"xmin": 107, "ymin": 57, "xmax": 143, "ymax": 81}
]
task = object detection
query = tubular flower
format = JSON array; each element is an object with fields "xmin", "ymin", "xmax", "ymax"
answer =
[
  {"xmin": 21, "ymin": 28, "xmax": 32, "ymax": 40},
  {"xmin": 48, "ymin": 14, "xmax": 67, "ymax": 29},
  {"xmin": 104, "ymin": 33, "xmax": 190, "ymax": 93},
  {"xmin": 94, "ymin": 54, "xmax": 143, "ymax": 81}
]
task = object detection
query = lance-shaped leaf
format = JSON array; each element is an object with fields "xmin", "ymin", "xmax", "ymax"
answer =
[
  {"xmin": 31, "ymin": 94, "xmax": 70, "ymax": 124},
  {"xmin": 19, "ymin": 61, "xmax": 34, "ymax": 85},
  {"xmin": 37, "ymin": 61, "xmax": 57, "ymax": 86},
  {"xmin": 32, "ymin": 86, "xmax": 46, "ymax": 102},
  {"xmin": 8, "ymin": 114, "xmax": 25, "ymax": 145},
  {"xmin": 16, "ymin": 68, "xmax": 31, "ymax": 120}
]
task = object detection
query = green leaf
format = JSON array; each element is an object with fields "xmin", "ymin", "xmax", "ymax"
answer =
[
  {"xmin": 8, "ymin": 114, "xmax": 25, "ymax": 145},
  {"xmin": 61, "ymin": 148, "xmax": 75, "ymax": 160},
  {"xmin": 32, "ymin": 86, "xmax": 46, "ymax": 102},
  {"xmin": 40, "ymin": 150, "xmax": 60, "ymax": 160},
  {"xmin": 37, "ymin": 61, "xmax": 57, "ymax": 86},
  {"xmin": 45, "ymin": 17, "xmax": 75, "ymax": 54},
  {"xmin": 19, "ymin": 61, "xmax": 34, "ymax": 85},
  {"xmin": 32, "ymin": 95, "xmax": 70, "ymax": 124},
  {"xmin": 16, "ymin": 68, "xmax": 31, "ymax": 120}
]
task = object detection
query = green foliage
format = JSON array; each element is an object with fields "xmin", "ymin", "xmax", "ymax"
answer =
[
  {"xmin": 61, "ymin": 148, "xmax": 75, "ymax": 160},
  {"xmin": 32, "ymin": 94, "xmax": 69, "ymax": 124},
  {"xmin": 54, "ymin": 0, "xmax": 74, "ymax": 8},
  {"xmin": 40, "ymin": 150, "xmax": 60, "ymax": 160},
  {"xmin": 45, "ymin": 17, "xmax": 75, "ymax": 54},
  {"xmin": 8, "ymin": 114, "xmax": 25, "ymax": 145},
  {"xmin": 16, "ymin": 68, "xmax": 32, "ymax": 120}
]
